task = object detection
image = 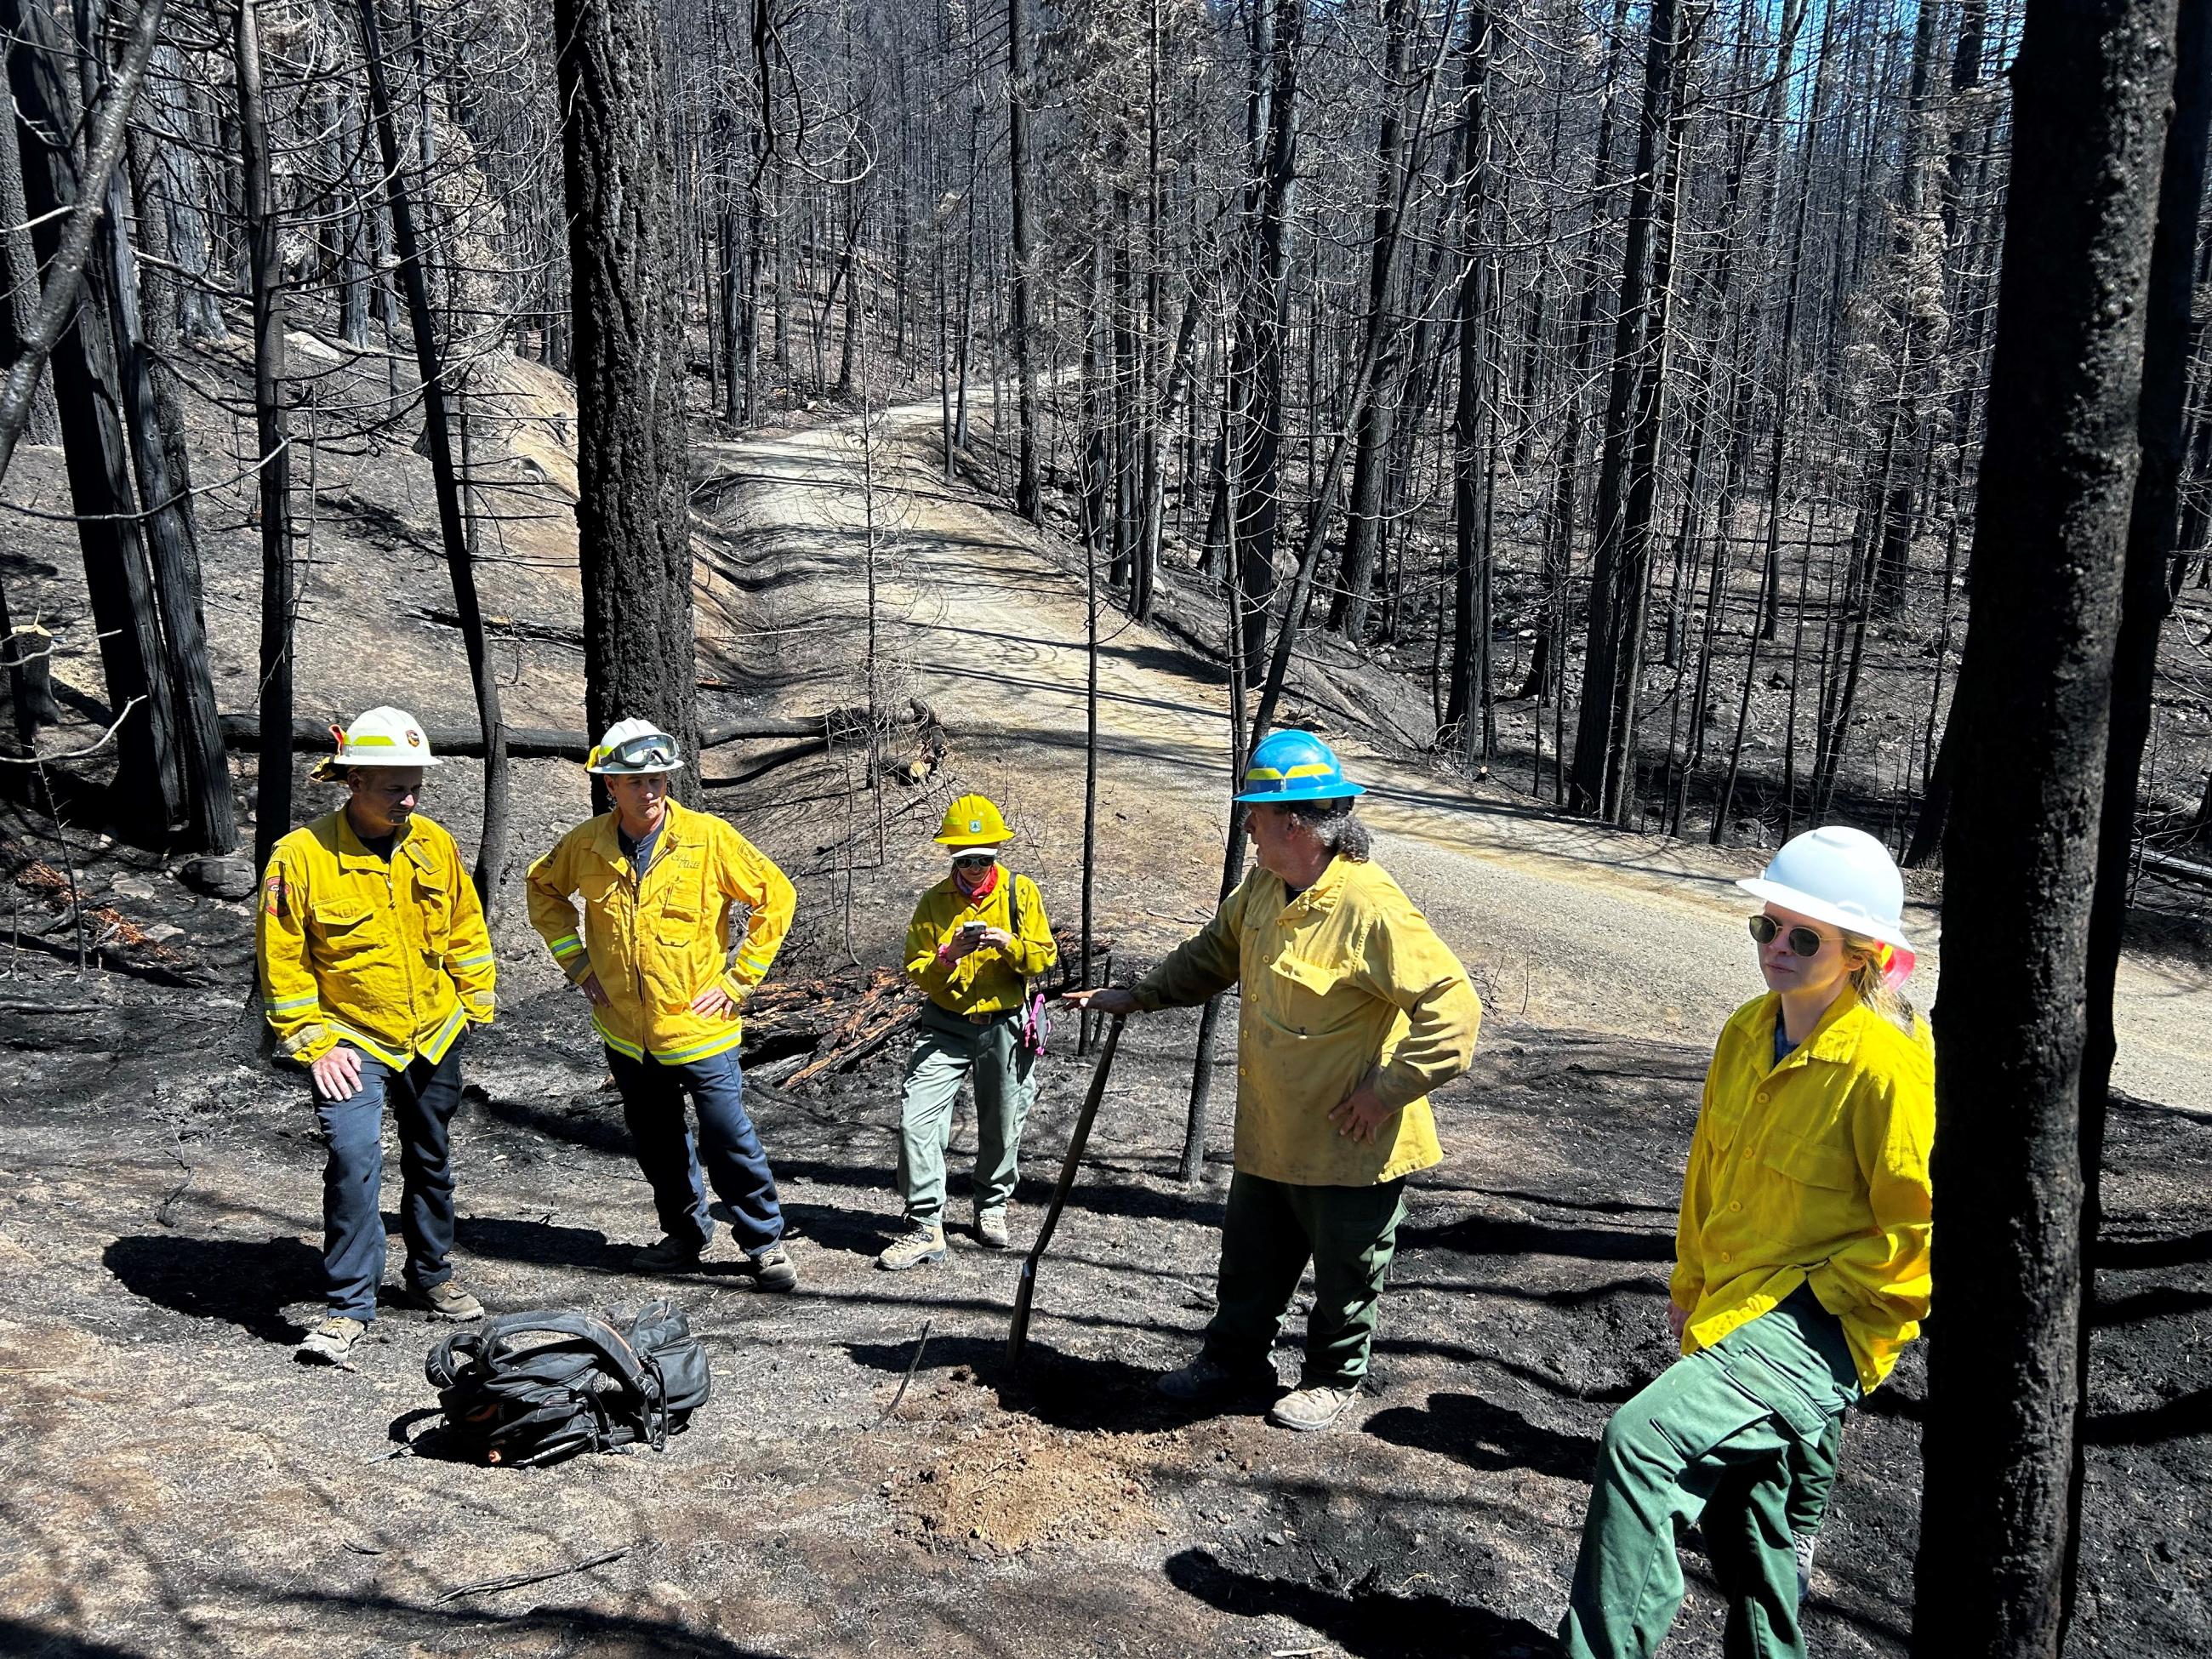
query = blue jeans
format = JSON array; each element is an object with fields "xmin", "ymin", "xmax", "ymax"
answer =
[
  {"xmin": 313, "ymin": 1038, "xmax": 467, "ymax": 1320},
  {"xmin": 606, "ymin": 1046, "xmax": 784, "ymax": 1255}
]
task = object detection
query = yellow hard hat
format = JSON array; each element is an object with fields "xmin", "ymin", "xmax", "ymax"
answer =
[{"xmin": 933, "ymin": 793, "xmax": 1010, "ymax": 847}]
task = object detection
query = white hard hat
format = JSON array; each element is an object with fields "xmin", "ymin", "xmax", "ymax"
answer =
[
  {"xmin": 313, "ymin": 705, "xmax": 441, "ymax": 780},
  {"xmin": 586, "ymin": 717, "xmax": 685, "ymax": 775},
  {"xmin": 1736, "ymin": 824, "xmax": 1917, "ymax": 986}
]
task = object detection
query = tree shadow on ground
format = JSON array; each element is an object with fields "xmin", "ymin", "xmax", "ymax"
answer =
[
  {"xmin": 1164, "ymin": 1548, "xmax": 1560, "ymax": 1658},
  {"xmin": 242, "ymin": 1587, "xmax": 790, "ymax": 1658},
  {"xmin": 2095, "ymin": 1229, "xmax": 2212, "ymax": 1270},
  {"xmin": 102, "ymin": 1234, "xmax": 320, "ymax": 1345},
  {"xmin": 2087, "ymin": 1386, "xmax": 2212, "ymax": 1445},
  {"xmin": 469, "ymin": 1087, "xmax": 633, "ymax": 1158},
  {"xmin": 844, "ymin": 1329, "xmax": 1260, "ymax": 1434},
  {"xmin": 0, "ymin": 1617, "xmax": 151, "ymax": 1658},
  {"xmin": 1397, "ymin": 1213, "xmax": 1675, "ymax": 1264},
  {"xmin": 1364, "ymin": 1391, "xmax": 1599, "ymax": 1482},
  {"xmin": 453, "ymin": 1213, "xmax": 624, "ymax": 1274},
  {"xmin": 778, "ymin": 1197, "xmax": 897, "ymax": 1259}
]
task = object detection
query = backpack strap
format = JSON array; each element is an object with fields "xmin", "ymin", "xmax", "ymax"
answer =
[{"xmin": 477, "ymin": 1309, "xmax": 652, "ymax": 1401}]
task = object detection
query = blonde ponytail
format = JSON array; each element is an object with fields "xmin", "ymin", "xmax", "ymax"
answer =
[{"xmin": 1843, "ymin": 931, "xmax": 1917, "ymax": 1035}]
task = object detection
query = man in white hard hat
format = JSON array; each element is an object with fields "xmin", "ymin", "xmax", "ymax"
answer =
[
  {"xmin": 258, "ymin": 707, "xmax": 498, "ymax": 1365},
  {"xmin": 526, "ymin": 719, "xmax": 801, "ymax": 1290}
]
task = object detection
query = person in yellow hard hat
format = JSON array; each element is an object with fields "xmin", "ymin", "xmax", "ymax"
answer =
[
  {"xmin": 876, "ymin": 794, "xmax": 1058, "ymax": 1270},
  {"xmin": 1069, "ymin": 731, "xmax": 1481, "ymax": 1433},
  {"xmin": 258, "ymin": 707, "xmax": 498, "ymax": 1365},
  {"xmin": 526, "ymin": 719, "xmax": 801, "ymax": 1290}
]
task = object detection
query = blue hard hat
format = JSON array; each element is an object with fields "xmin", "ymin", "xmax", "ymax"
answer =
[{"xmin": 1233, "ymin": 729, "xmax": 1365, "ymax": 804}]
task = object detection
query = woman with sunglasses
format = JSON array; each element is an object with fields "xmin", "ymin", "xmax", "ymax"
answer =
[
  {"xmin": 1558, "ymin": 824, "xmax": 1933, "ymax": 1659},
  {"xmin": 877, "ymin": 794, "xmax": 1058, "ymax": 1270}
]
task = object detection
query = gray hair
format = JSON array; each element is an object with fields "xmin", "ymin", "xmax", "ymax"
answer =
[{"xmin": 1284, "ymin": 796, "xmax": 1371, "ymax": 862}]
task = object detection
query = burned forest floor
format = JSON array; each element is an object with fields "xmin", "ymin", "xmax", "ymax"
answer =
[{"xmin": 2, "ymin": 348, "xmax": 2210, "ymax": 1657}]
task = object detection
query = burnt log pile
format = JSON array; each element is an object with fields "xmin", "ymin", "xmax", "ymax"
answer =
[{"xmin": 741, "ymin": 930, "xmax": 1113, "ymax": 1087}]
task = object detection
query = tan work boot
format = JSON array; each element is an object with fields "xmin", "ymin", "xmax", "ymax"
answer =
[
  {"xmin": 975, "ymin": 1209, "xmax": 1011, "ymax": 1250},
  {"xmin": 876, "ymin": 1222, "xmax": 947, "ymax": 1272},
  {"xmin": 413, "ymin": 1280, "xmax": 483, "ymax": 1320},
  {"xmin": 1267, "ymin": 1382, "xmax": 1360, "ymax": 1433},
  {"xmin": 297, "ymin": 1315, "xmax": 367, "ymax": 1365}
]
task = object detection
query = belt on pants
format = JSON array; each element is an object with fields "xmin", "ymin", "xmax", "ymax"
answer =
[{"xmin": 955, "ymin": 1006, "xmax": 1017, "ymax": 1026}]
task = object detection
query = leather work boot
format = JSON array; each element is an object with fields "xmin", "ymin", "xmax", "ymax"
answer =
[
  {"xmin": 413, "ymin": 1280, "xmax": 483, "ymax": 1321},
  {"xmin": 738, "ymin": 1243, "xmax": 799, "ymax": 1293},
  {"xmin": 1154, "ymin": 1353, "xmax": 1276, "ymax": 1406},
  {"xmin": 297, "ymin": 1315, "xmax": 367, "ymax": 1366},
  {"xmin": 876, "ymin": 1222, "xmax": 947, "ymax": 1272},
  {"xmin": 975, "ymin": 1210, "xmax": 1011, "ymax": 1250},
  {"xmin": 634, "ymin": 1235, "xmax": 704, "ymax": 1274},
  {"xmin": 1267, "ymin": 1383, "xmax": 1360, "ymax": 1433}
]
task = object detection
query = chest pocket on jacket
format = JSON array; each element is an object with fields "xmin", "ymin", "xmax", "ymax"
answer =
[
  {"xmin": 1266, "ymin": 951, "xmax": 1354, "ymax": 1035},
  {"xmin": 1761, "ymin": 1132, "xmax": 1860, "ymax": 1193},
  {"xmin": 311, "ymin": 902, "xmax": 382, "ymax": 966}
]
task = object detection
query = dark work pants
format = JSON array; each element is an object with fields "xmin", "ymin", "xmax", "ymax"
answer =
[
  {"xmin": 607, "ymin": 1046, "xmax": 784, "ymax": 1255},
  {"xmin": 313, "ymin": 1037, "xmax": 467, "ymax": 1320},
  {"xmin": 1202, "ymin": 1169, "xmax": 1408, "ymax": 1390}
]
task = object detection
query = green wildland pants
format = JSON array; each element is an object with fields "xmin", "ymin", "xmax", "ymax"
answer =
[
  {"xmin": 895, "ymin": 1005, "xmax": 1035, "ymax": 1227},
  {"xmin": 1559, "ymin": 1285, "xmax": 1861, "ymax": 1659},
  {"xmin": 1202, "ymin": 1170, "xmax": 1407, "ymax": 1390}
]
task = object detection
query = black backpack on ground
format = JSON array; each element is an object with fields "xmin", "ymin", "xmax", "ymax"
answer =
[{"xmin": 425, "ymin": 1300, "xmax": 712, "ymax": 1467}]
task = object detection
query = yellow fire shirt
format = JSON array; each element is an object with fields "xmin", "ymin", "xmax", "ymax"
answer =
[
  {"xmin": 1133, "ymin": 855, "xmax": 1481, "ymax": 1185},
  {"xmin": 1670, "ymin": 988, "xmax": 1936, "ymax": 1392}
]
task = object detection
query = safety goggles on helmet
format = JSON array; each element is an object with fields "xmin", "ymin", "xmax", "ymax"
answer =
[
  {"xmin": 1747, "ymin": 915, "xmax": 1836, "ymax": 957},
  {"xmin": 585, "ymin": 725, "xmax": 684, "ymax": 774}
]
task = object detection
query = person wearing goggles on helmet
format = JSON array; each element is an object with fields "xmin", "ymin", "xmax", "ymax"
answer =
[
  {"xmin": 1070, "ymin": 730, "xmax": 1481, "ymax": 1434},
  {"xmin": 258, "ymin": 707, "xmax": 498, "ymax": 1365},
  {"xmin": 1557, "ymin": 824, "xmax": 1934, "ymax": 1659},
  {"xmin": 526, "ymin": 718, "xmax": 801, "ymax": 1291}
]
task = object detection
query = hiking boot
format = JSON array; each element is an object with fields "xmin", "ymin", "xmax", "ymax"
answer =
[
  {"xmin": 876, "ymin": 1222, "xmax": 947, "ymax": 1272},
  {"xmin": 634, "ymin": 1235, "xmax": 704, "ymax": 1274},
  {"xmin": 975, "ymin": 1209, "xmax": 1011, "ymax": 1250},
  {"xmin": 1154, "ymin": 1353, "xmax": 1275, "ymax": 1405},
  {"xmin": 1793, "ymin": 1532, "xmax": 1818, "ymax": 1605},
  {"xmin": 738, "ymin": 1243, "xmax": 798, "ymax": 1293},
  {"xmin": 412, "ymin": 1280, "xmax": 483, "ymax": 1321},
  {"xmin": 1267, "ymin": 1382, "xmax": 1360, "ymax": 1434},
  {"xmin": 297, "ymin": 1315, "xmax": 367, "ymax": 1366}
]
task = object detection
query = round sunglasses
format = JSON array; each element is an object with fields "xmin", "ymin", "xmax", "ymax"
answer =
[{"xmin": 1747, "ymin": 914, "xmax": 1837, "ymax": 957}]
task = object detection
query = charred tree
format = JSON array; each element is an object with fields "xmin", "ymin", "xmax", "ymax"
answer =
[
  {"xmin": 1911, "ymin": 0, "xmax": 2179, "ymax": 1650},
  {"xmin": 555, "ymin": 0, "xmax": 701, "ymax": 790}
]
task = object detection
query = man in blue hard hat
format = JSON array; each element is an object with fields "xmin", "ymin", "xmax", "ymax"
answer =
[{"xmin": 1072, "ymin": 730, "xmax": 1482, "ymax": 1432}]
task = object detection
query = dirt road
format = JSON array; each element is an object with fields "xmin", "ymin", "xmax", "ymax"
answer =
[{"xmin": 699, "ymin": 402, "xmax": 2212, "ymax": 1115}]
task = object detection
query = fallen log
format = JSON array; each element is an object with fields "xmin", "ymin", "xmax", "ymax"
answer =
[{"xmin": 219, "ymin": 698, "xmax": 944, "ymax": 761}]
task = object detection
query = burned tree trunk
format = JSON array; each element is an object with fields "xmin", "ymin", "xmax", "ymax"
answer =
[
  {"xmin": 237, "ymin": 0, "xmax": 294, "ymax": 877},
  {"xmin": 2065, "ymin": 0, "xmax": 2212, "ymax": 1633},
  {"xmin": 357, "ymin": 0, "xmax": 510, "ymax": 906},
  {"xmin": 4, "ymin": 0, "xmax": 182, "ymax": 830},
  {"xmin": 555, "ymin": 0, "xmax": 701, "ymax": 788},
  {"xmin": 1007, "ymin": 0, "xmax": 1040, "ymax": 522},
  {"xmin": 1911, "ymin": 0, "xmax": 2179, "ymax": 1649}
]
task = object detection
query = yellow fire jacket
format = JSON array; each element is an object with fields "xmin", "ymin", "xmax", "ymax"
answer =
[
  {"xmin": 525, "ymin": 799, "xmax": 795, "ymax": 1065},
  {"xmin": 256, "ymin": 810, "xmax": 495, "ymax": 1069},
  {"xmin": 903, "ymin": 869, "xmax": 1058, "ymax": 1016},
  {"xmin": 1670, "ymin": 988, "xmax": 1936, "ymax": 1393},
  {"xmin": 1132, "ymin": 855, "xmax": 1481, "ymax": 1185}
]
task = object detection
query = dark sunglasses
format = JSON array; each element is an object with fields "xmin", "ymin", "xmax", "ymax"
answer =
[
  {"xmin": 1747, "ymin": 915, "xmax": 1835, "ymax": 957},
  {"xmin": 951, "ymin": 852, "xmax": 995, "ymax": 867}
]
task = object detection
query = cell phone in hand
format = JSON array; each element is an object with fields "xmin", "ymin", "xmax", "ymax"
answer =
[{"xmin": 961, "ymin": 920, "xmax": 988, "ymax": 940}]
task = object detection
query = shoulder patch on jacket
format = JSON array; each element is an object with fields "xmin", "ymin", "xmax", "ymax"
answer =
[{"xmin": 264, "ymin": 869, "xmax": 287, "ymax": 918}]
